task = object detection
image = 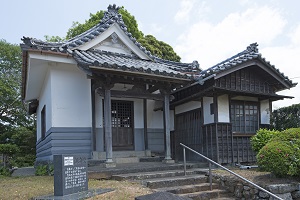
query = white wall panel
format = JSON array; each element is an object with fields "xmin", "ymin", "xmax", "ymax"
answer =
[
  {"xmin": 203, "ymin": 97, "xmax": 214, "ymax": 124},
  {"xmin": 218, "ymin": 95, "xmax": 230, "ymax": 123},
  {"xmin": 260, "ymin": 100, "xmax": 270, "ymax": 124},
  {"xmin": 51, "ymin": 64, "xmax": 91, "ymax": 127},
  {"xmin": 175, "ymin": 101, "xmax": 201, "ymax": 115}
]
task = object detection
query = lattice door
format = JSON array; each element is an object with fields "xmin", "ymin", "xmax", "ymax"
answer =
[{"xmin": 111, "ymin": 100, "xmax": 134, "ymax": 150}]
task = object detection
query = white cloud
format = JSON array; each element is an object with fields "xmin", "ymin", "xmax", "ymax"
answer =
[
  {"xmin": 148, "ymin": 23, "xmax": 163, "ymax": 35},
  {"xmin": 175, "ymin": 6, "xmax": 286, "ymax": 68},
  {"xmin": 261, "ymin": 45, "xmax": 300, "ymax": 109},
  {"xmin": 175, "ymin": 5, "xmax": 300, "ymax": 108},
  {"xmin": 289, "ymin": 23, "xmax": 300, "ymax": 45},
  {"xmin": 174, "ymin": 0, "xmax": 196, "ymax": 24}
]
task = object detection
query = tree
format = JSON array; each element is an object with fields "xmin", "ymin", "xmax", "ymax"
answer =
[
  {"xmin": 0, "ymin": 40, "xmax": 35, "ymax": 167},
  {"xmin": 47, "ymin": 6, "xmax": 181, "ymax": 62},
  {"xmin": 271, "ymin": 104, "xmax": 300, "ymax": 131}
]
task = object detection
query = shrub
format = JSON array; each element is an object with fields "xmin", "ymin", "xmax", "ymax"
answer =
[
  {"xmin": 0, "ymin": 166, "xmax": 11, "ymax": 176},
  {"xmin": 10, "ymin": 154, "xmax": 36, "ymax": 168},
  {"xmin": 251, "ymin": 129, "xmax": 279, "ymax": 153},
  {"xmin": 35, "ymin": 164, "xmax": 54, "ymax": 176},
  {"xmin": 257, "ymin": 128, "xmax": 300, "ymax": 177},
  {"xmin": 0, "ymin": 144, "xmax": 20, "ymax": 168}
]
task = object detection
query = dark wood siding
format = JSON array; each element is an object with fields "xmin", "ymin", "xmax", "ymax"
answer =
[
  {"xmin": 215, "ymin": 67, "xmax": 275, "ymax": 94},
  {"xmin": 202, "ymin": 123, "xmax": 255, "ymax": 164},
  {"xmin": 174, "ymin": 109, "xmax": 202, "ymax": 161},
  {"xmin": 232, "ymin": 135, "xmax": 256, "ymax": 163}
]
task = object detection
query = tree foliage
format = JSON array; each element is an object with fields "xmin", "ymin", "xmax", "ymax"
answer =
[
  {"xmin": 47, "ymin": 7, "xmax": 181, "ymax": 61},
  {"xmin": 0, "ymin": 40, "xmax": 36, "ymax": 167},
  {"xmin": 271, "ymin": 103, "xmax": 300, "ymax": 131},
  {"xmin": 0, "ymin": 40, "xmax": 28, "ymax": 130}
]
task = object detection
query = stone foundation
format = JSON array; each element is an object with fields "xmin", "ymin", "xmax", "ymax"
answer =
[{"xmin": 212, "ymin": 173, "xmax": 300, "ymax": 200}]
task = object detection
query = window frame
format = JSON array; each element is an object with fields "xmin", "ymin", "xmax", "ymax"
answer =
[
  {"xmin": 230, "ymin": 100, "xmax": 259, "ymax": 135},
  {"xmin": 41, "ymin": 105, "xmax": 46, "ymax": 139}
]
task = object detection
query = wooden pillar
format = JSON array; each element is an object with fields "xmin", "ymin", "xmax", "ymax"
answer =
[
  {"xmin": 161, "ymin": 89, "xmax": 174, "ymax": 163},
  {"xmin": 91, "ymin": 80, "xmax": 96, "ymax": 152},
  {"xmin": 103, "ymin": 85, "xmax": 115, "ymax": 167},
  {"xmin": 143, "ymin": 99, "xmax": 148, "ymax": 150},
  {"xmin": 164, "ymin": 94, "xmax": 171, "ymax": 160}
]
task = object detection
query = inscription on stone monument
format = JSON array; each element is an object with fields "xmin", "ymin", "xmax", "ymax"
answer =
[{"xmin": 54, "ymin": 155, "xmax": 88, "ymax": 196}]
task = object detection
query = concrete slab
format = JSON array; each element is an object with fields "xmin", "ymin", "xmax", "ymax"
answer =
[
  {"xmin": 135, "ymin": 191, "xmax": 192, "ymax": 200},
  {"xmin": 11, "ymin": 167, "xmax": 35, "ymax": 177},
  {"xmin": 34, "ymin": 188, "xmax": 113, "ymax": 200}
]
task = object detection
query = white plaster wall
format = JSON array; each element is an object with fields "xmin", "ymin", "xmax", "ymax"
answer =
[
  {"xmin": 218, "ymin": 95, "xmax": 230, "ymax": 123},
  {"xmin": 175, "ymin": 101, "xmax": 201, "ymax": 115},
  {"xmin": 36, "ymin": 70, "xmax": 52, "ymax": 141},
  {"xmin": 260, "ymin": 100, "xmax": 270, "ymax": 124},
  {"xmin": 147, "ymin": 100, "xmax": 163, "ymax": 128},
  {"xmin": 133, "ymin": 98, "xmax": 143, "ymax": 128},
  {"xmin": 170, "ymin": 110, "xmax": 174, "ymax": 131},
  {"xmin": 95, "ymin": 94, "xmax": 103, "ymax": 128},
  {"xmin": 51, "ymin": 64, "xmax": 92, "ymax": 127},
  {"xmin": 203, "ymin": 97, "xmax": 214, "ymax": 125}
]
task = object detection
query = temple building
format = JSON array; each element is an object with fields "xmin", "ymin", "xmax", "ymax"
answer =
[{"xmin": 21, "ymin": 5, "xmax": 296, "ymax": 166}]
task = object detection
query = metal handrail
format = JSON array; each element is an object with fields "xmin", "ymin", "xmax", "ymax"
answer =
[{"xmin": 180, "ymin": 143, "xmax": 283, "ymax": 200}]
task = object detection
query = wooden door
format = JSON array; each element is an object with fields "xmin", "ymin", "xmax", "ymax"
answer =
[{"xmin": 111, "ymin": 100, "xmax": 134, "ymax": 150}]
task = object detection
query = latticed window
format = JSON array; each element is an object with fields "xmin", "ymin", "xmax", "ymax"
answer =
[
  {"xmin": 111, "ymin": 101, "xmax": 133, "ymax": 128},
  {"xmin": 231, "ymin": 101, "xmax": 258, "ymax": 134}
]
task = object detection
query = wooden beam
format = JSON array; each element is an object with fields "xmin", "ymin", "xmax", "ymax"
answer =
[{"xmin": 97, "ymin": 89, "xmax": 164, "ymax": 101}]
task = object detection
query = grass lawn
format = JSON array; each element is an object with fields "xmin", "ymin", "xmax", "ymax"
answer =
[{"xmin": 0, "ymin": 176, "xmax": 152, "ymax": 200}]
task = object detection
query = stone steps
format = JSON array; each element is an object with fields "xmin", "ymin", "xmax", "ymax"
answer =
[
  {"xmin": 88, "ymin": 162, "xmax": 234, "ymax": 199},
  {"xmin": 142, "ymin": 174, "xmax": 209, "ymax": 189},
  {"xmin": 112, "ymin": 169, "xmax": 203, "ymax": 181},
  {"xmin": 88, "ymin": 162, "xmax": 199, "ymax": 179},
  {"xmin": 110, "ymin": 165, "xmax": 234, "ymax": 199},
  {"xmin": 154, "ymin": 183, "xmax": 219, "ymax": 194},
  {"xmin": 180, "ymin": 189, "xmax": 234, "ymax": 200}
]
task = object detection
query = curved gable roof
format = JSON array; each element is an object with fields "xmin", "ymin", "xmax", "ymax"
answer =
[
  {"xmin": 21, "ymin": 4, "xmax": 200, "ymax": 82},
  {"xmin": 196, "ymin": 43, "xmax": 297, "ymax": 90}
]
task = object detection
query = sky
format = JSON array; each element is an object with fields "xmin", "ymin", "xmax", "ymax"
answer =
[{"xmin": 1, "ymin": 0, "xmax": 299, "ymax": 109}]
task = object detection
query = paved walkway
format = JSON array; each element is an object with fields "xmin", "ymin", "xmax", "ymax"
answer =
[{"xmin": 11, "ymin": 167, "xmax": 35, "ymax": 177}]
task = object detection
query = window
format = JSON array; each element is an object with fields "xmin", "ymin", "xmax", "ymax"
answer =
[
  {"xmin": 41, "ymin": 105, "xmax": 46, "ymax": 139},
  {"xmin": 210, "ymin": 103, "xmax": 214, "ymax": 115},
  {"xmin": 111, "ymin": 101, "xmax": 133, "ymax": 128},
  {"xmin": 231, "ymin": 101, "xmax": 258, "ymax": 134}
]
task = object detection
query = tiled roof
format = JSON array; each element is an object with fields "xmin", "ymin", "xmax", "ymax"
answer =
[
  {"xmin": 196, "ymin": 43, "xmax": 296, "ymax": 87},
  {"xmin": 73, "ymin": 49, "xmax": 199, "ymax": 78},
  {"xmin": 21, "ymin": 4, "xmax": 200, "ymax": 79}
]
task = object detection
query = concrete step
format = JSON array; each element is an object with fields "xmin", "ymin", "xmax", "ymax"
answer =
[
  {"xmin": 180, "ymin": 189, "xmax": 231, "ymax": 200},
  {"xmin": 112, "ymin": 169, "xmax": 204, "ymax": 181},
  {"xmin": 139, "ymin": 156, "xmax": 164, "ymax": 162},
  {"xmin": 88, "ymin": 162, "xmax": 200, "ymax": 179},
  {"xmin": 154, "ymin": 183, "xmax": 219, "ymax": 194},
  {"xmin": 142, "ymin": 174, "xmax": 208, "ymax": 189}
]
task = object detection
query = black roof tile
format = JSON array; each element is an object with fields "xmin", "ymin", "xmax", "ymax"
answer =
[
  {"xmin": 195, "ymin": 43, "xmax": 296, "ymax": 87},
  {"xmin": 21, "ymin": 4, "xmax": 199, "ymax": 79}
]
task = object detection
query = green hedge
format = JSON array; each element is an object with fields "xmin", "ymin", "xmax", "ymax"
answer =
[
  {"xmin": 256, "ymin": 128, "xmax": 300, "ymax": 177},
  {"xmin": 250, "ymin": 129, "xmax": 279, "ymax": 153}
]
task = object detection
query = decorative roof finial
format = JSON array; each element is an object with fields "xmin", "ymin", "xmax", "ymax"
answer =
[
  {"xmin": 246, "ymin": 42, "xmax": 259, "ymax": 53},
  {"xmin": 101, "ymin": 4, "xmax": 121, "ymax": 23}
]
